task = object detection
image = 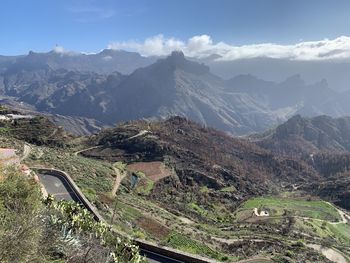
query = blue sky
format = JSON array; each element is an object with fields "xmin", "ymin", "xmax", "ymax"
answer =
[{"xmin": 1, "ymin": 0, "xmax": 350, "ymax": 55}]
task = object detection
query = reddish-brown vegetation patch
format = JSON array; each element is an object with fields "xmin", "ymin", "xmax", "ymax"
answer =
[
  {"xmin": 98, "ymin": 193, "xmax": 114, "ymax": 205},
  {"xmin": 136, "ymin": 216, "xmax": 171, "ymax": 240},
  {"xmin": 126, "ymin": 161, "xmax": 171, "ymax": 181}
]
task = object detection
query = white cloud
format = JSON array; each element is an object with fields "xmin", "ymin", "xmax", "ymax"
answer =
[
  {"xmin": 53, "ymin": 45, "xmax": 66, "ymax": 53},
  {"xmin": 108, "ymin": 34, "xmax": 184, "ymax": 57},
  {"xmin": 52, "ymin": 45, "xmax": 79, "ymax": 56},
  {"xmin": 108, "ymin": 35, "xmax": 350, "ymax": 61}
]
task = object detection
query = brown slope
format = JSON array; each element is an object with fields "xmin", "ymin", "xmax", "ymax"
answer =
[
  {"xmin": 83, "ymin": 116, "xmax": 319, "ymax": 215},
  {"xmin": 256, "ymin": 115, "xmax": 350, "ymax": 157}
]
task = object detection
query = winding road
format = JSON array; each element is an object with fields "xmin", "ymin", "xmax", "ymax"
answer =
[
  {"xmin": 35, "ymin": 169, "xmax": 213, "ymax": 263},
  {"xmin": 37, "ymin": 172, "xmax": 81, "ymax": 202}
]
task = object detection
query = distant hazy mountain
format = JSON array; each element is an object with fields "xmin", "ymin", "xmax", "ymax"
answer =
[
  {"xmin": 106, "ymin": 51, "xmax": 286, "ymax": 134},
  {"xmin": 1, "ymin": 60, "xmax": 123, "ymax": 120},
  {"xmin": 2, "ymin": 51, "xmax": 350, "ymax": 135},
  {"xmin": 9, "ymin": 49, "xmax": 156, "ymax": 75},
  {"xmin": 225, "ymin": 73, "xmax": 337, "ymax": 115},
  {"xmin": 198, "ymin": 56, "xmax": 350, "ymax": 92},
  {"xmin": 5, "ymin": 49, "xmax": 350, "ymax": 92},
  {"xmin": 0, "ymin": 55, "xmax": 20, "ymax": 74}
]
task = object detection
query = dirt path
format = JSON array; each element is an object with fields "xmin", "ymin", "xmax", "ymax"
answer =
[
  {"xmin": 111, "ymin": 167, "xmax": 127, "ymax": 196},
  {"xmin": 212, "ymin": 237, "xmax": 266, "ymax": 245},
  {"xmin": 20, "ymin": 144, "xmax": 31, "ymax": 161},
  {"xmin": 48, "ymin": 128, "xmax": 58, "ymax": 138},
  {"xmin": 73, "ymin": 130, "xmax": 149, "ymax": 157},
  {"xmin": 126, "ymin": 130, "xmax": 150, "ymax": 140},
  {"xmin": 307, "ymin": 244, "xmax": 347, "ymax": 263},
  {"xmin": 325, "ymin": 202, "xmax": 349, "ymax": 224},
  {"xmin": 73, "ymin": 145, "xmax": 102, "ymax": 156},
  {"xmin": 178, "ymin": 216, "xmax": 194, "ymax": 225}
]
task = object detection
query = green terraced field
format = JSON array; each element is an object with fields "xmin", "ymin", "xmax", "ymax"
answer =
[
  {"xmin": 297, "ymin": 219, "xmax": 350, "ymax": 246},
  {"xmin": 237, "ymin": 197, "xmax": 341, "ymax": 222},
  {"xmin": 167, "ymin": 232, "xmax": 230, "ymax": 261}
]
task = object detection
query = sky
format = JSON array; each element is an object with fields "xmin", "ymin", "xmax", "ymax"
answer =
[{"xmin": 2, "ymin": 0, "xmax": 350, "ymax": 60}]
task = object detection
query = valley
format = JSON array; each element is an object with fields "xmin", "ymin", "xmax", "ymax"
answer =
[
  {"xmin": 1, "ymin": 107, "xmax": 349, "ymax": 262},
  {"xmin": 4, "ymin": 2, "xmax": 350, "ymax": 263}
]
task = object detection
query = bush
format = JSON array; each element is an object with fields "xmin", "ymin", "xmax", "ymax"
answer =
[
  {"xmin": 0, "ymin": 167, "xmax": 44, "ymax": 262},
  {"xmin": 0, "ymin": 166, "xmax": 146, "ymax": 263}
]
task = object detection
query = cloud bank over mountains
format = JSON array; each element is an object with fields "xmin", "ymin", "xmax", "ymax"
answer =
[{"xmin": 108, "ymin": 35, "xmax": 350, "ymax": 61}]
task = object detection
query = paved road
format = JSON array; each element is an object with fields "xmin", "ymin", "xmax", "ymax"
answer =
[
  {"xmin": 140, "ymin": 249, "xmax": 184, "ymax": 263},
  {"xmin": 37, "ymin": 171, "xmax": 185, "ymax": 263},
  {"xmin": 37, "ymin": 172, "xmax": 82, "ymax": 202}
]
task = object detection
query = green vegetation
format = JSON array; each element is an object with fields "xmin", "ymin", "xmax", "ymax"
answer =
[
  {"xmin": 295, "ymin": 218, "xmax": 350, "ymax": 246},
  {"xmin": 0, "ymin": 167, "xmax": 43, "ymax": 263},
  {"xmin": 135, "ymin": 171, "xmax": 145, "ymax": 177},
  {"xmin": 0, "ymin": 110, "xmax": 347, "ymax": 263},
  {"xmin": 114, "ymin": 161, "xmax": 127, "ymax": 171},
  {"xmin": 113, "ymin": 200, "xmax": 143, "ymax": 222},
  {"xmin": 220, "ymin": 186, "xmax": 236, "ymax": 192},
  {"xmin": 167, "ymin": 232, "xmax": 228, "ymax": 261},
  {"xmin": 0, "ymin": 167, "xmax": 145, "ymax": 263},
  {"xmin": 82, "ymin": 187, "xmax": 98, "ymax": 203},
  {"xmin": 130, "ymin": 170, "xmax": 155, "ymax": 196},
  {"xmin": 239, "ymin": 197, "xmax": 341, "ymax": 222},
  {"xmin": 329, "ymin": 223, "xmax": 350, "ymax": 245},
  {"xmin": 0, "ymin": 127, "xmax": 10, "ymax": 135},
  {"xmin": 0, "ymin": 115, "xmax": 69, "ymax": 146},
  {"xmin": 46, "ymin": 198, "xmax": 146, "ymax": 263},
  {"xmin": 187, "ymin": 202, "xmax": 233, "ymax": 223},
  {"xmin": 200, "ymin": 186, "xmax": 209, "ymax": 193},
  {"xmin": 188, "ymin": 202, "xmax": 208, "ymax": 217},
  {"xmin": 136, "ymin": 178, "xmax": 154, "ymax": 195},
  {"xmin": 27, "ymin": 147, "xmax": 114, "ymax": 199}
]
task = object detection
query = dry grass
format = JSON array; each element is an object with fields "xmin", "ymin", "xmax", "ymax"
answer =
[
  {"xmin": 126, "ymin": 161, "xmax": 171, "ymax": 181},
  {"xmin": 136, "ymin": 216, "xmax": 171, "ymax": 240}
]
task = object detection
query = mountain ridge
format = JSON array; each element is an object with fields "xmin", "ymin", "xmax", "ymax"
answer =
[
  {"xmin": 2, "ymin": 51, "xmax": 350, "ymax": 136},
  {"xmin": 256, "ymin": 114, "xmax": 350, "ymax": 156}
]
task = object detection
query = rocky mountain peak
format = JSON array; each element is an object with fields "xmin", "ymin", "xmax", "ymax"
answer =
[
  {"xmin": 160, "ymin": 51, "xmax": 210, "ymax": 75},
  {"xmin": 164, "ymin": 51, "xmax": 186, "ymax": 67}
]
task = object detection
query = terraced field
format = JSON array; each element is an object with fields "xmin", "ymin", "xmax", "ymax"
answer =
[
  {"xmin": 236, "ymin": 197, "xmax": 342, "ymax": 222},
  {"xmin": 167, "ymin": 232, "xmax": 231, "ymax": 261}
]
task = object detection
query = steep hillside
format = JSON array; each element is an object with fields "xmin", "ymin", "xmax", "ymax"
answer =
[
  {"xmin": 256, "ymin": 115, "xmax": 350, "ymax": 156},
  {"xmin": 83, "ymin": 117, "xmax": 319, "ymax": 210},
  {"xmin": 0, "ymin": 110, "xmax": 347, "ymax": 262},
  {"xmin": 255, "ymin": 115, "xmax": 350, "ymax": 211},
  {"xmin": 1, "ymin": 61, "xmax": 125, "ymax": 122},
  {"xmin": 0, "ymin": 105, "xmax": 72, "ymax": 146},
  {"xmin": 78, "ymin": 116, "xmax": 350, "ymax": 261},
  {"xmin": 106, "ymin": 51, "xmax": 285, "ymax": 134}
]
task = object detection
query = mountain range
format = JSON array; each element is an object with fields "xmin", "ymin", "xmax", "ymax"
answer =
[
  {"xmin": 2, "ymin": 50, "xmax": 350, "ymax": 135},
  {"xmin": 2, "ymin": 103, "xmax": 349, "ymax": 261},
  {"xmin": 0, "ymin": 49, "xmax": 156, "ymax": 75}
]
